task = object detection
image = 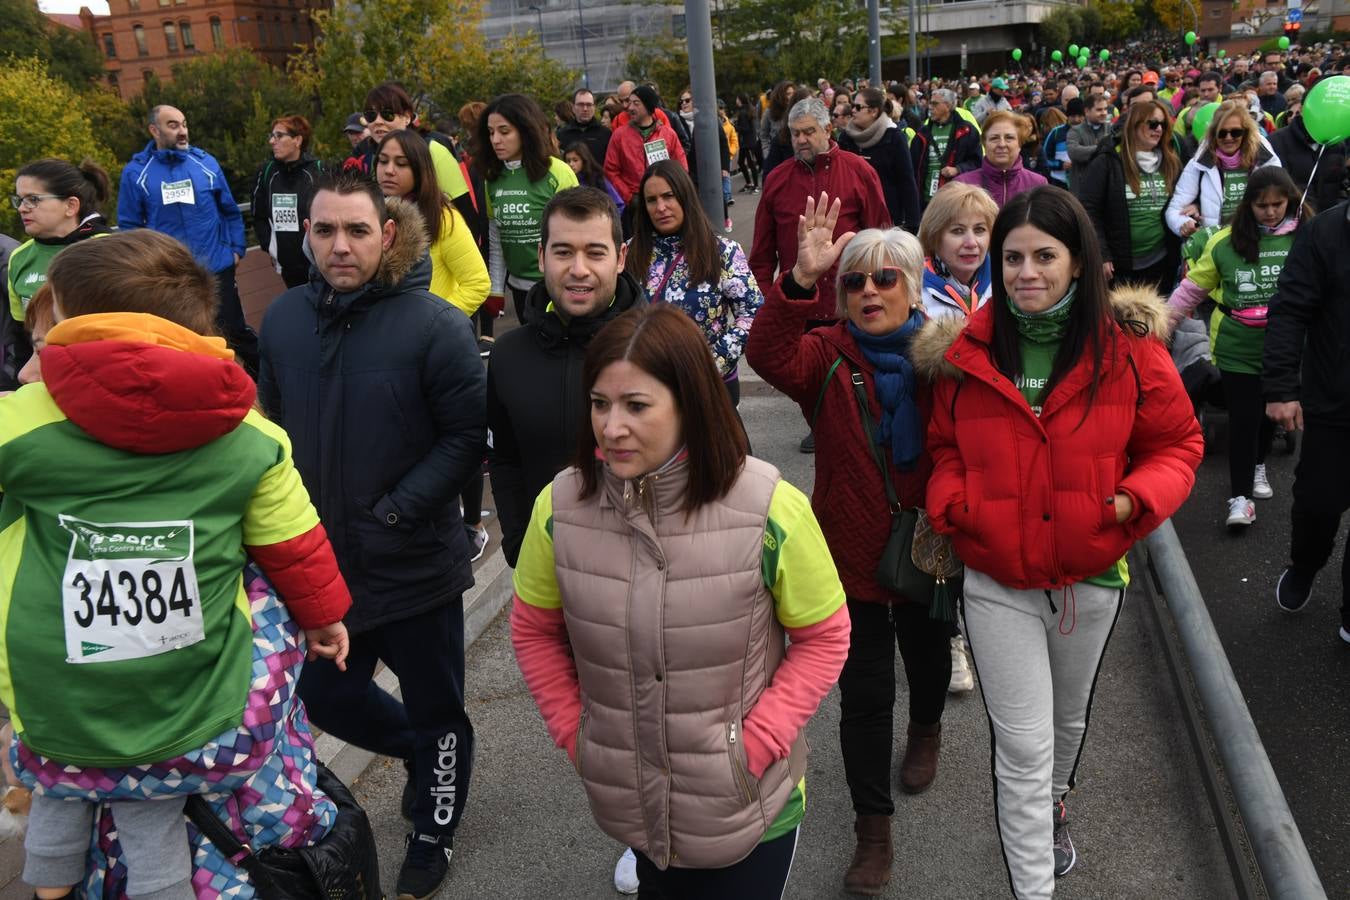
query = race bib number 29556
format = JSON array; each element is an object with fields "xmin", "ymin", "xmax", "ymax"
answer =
[{"xmin": 58, "ymin": 516, "xmax": 204, "ymax": 665}]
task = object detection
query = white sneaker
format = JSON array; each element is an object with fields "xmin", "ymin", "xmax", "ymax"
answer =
[
  {"xmin": 1253, "ymin": 464, "xmax": 1273, "ymax": 499},
  {"xmin": 1226, "ymin": 496, "xmax": 1255, "ymax": 527},
  {"xmin": 1340, "ymin": 626, "xmax": 1350, "ymax": 646},
  {"xmin": 948, "ymin": 635, "xmax": 974, "ymax": 693},
  {"xmin": 614, "ymin": 846, "xmax": 639, "ymax": 894}
]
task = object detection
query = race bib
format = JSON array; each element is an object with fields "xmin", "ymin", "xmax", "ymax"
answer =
[
  {"xmin": 161, "ymin": 179, "xmax": 195, "ymax": 206},
  {"xmin": 644, "ymin": 139, "xmax": 670, "ymax": 165},
  {"xmin": 59, "ymin": 516, "xmax": 204, "ymax": 665},
  {"xmin": 272, "ymin": 193, "xmax": 299, "ymax": 232}
]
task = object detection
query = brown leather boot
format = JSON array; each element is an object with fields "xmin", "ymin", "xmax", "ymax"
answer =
[
  {"xmin": 899, "ymin": 720, "xmax": 942, "ymax": 794},
  {"xmin": 843, "ymin": 814, "xmax": 892, "ymax": 896}
]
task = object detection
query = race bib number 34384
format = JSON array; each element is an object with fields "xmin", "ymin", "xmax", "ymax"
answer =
[{"xmin": 58, "ymin": 516, "xmax": 204, "ymax": 665}]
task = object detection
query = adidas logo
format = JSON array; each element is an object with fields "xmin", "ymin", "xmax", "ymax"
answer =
[{"xmin": 81, "ymin": 641, "xmax": 114, "ymax": 657}]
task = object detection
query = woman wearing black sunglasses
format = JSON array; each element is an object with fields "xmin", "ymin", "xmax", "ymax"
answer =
[
  {"xmin": 1078, "ymin": 99, "xmax": 1183, "ymax": 292},
  {"xmin": 1165, "ymin": 98, "xmax": 1282, "ymax": 239},
  {"xmin": 747, "ymin": 197, "xmax": 951, "ymax": 896}
]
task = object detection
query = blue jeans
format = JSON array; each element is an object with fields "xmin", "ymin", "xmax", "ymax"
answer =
[{"xmin": 722, "ymin": 174, "xmax": 732, "ymax": 206}]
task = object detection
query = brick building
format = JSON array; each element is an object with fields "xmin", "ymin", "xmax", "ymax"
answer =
[{"xmin": 71, "ymin": 0, "xmax": 330, "ymax": 97}]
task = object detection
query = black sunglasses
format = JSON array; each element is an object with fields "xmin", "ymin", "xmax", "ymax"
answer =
[
  {"xmin": 1216, "ymin": 127, "xmax": 1246, "ymax": 140},
  {"xmin": 851, "ymin": 103, "xmax": 874, "ymax": 112},
  {"xmin": 679, "ymin": 96, "xmax": 692, "ymax": 104},
  {"xmin": 363, "ymin": 107, "xmax": 402, "ymax": 123},
  {"xmin": 1144, "ymin": 119, "xmax": 1166, "ymax": 130},
  {"xmin": 841, "ymin": 267, "xmax": 902, "ymax": 292}
]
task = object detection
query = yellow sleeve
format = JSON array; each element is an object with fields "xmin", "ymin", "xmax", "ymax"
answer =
[
  {"xmin": 762, "ymin": 480, "xmax": 846, "ymax": 629},
  {"xmin": 512, "ymin": 484, "xmax": 563, "ymax": 610},
  {"xmin": 240, "ymin": 410, "xmax": 321, "ymax": 545},
  {"xmin": 1185, "ymin": 228, "xmax": 1227, "ymax": 298},
  {"xmin": 8, "ymin": 271, "xmax": 22, "ymax": 324},
  {"xmin": 430, "ymin": 141, "xmax": 469, "ymax": 200},
  {"xmin": 551, "ymin": 157, "xmax": 581, "ymax": 192},
  {"xmin": 429, "ymin": 207, "xmax": 490, "ymax": 315}
]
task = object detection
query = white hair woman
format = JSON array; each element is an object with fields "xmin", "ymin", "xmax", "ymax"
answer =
[{"xmin": 747, "ymin": 196, "xmax": 952, "ymax": 895}]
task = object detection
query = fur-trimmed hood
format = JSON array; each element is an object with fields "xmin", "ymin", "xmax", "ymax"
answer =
[
  {"xmin": 909, "ymin": 283, "xmax": 1174, "ymax": 381},
  {"xmin": 302, "ymin": 195, "xmax": 431, "ymax": 300}
]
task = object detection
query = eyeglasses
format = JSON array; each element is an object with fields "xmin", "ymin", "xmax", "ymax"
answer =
[
  {"xmin": 833, "ymin": 110, "xmax": 851, "ymax": 119},
  {"xmin": 1216, "ymin": 128, "xmax": 1246, "ymax": 140},
  {"xmin": 840, "ymin": 267, "xmax": 902, "ymax": 292},
  {"xmin": 9, "ymin": 194, "xmax": 63, "ymax": 210},
  {"xmin": 1183, "ymin": 80, "xmax": 1196, "ymax": 87},
  {"xmin": 679, "ymin": 96, "xmax": 692, "ymax": 104},
  {"xmin": 851, "ymin": 103, "xmax": 873, "ymax": 112},
  {"xmin": 267, "ymin": 131, "xmax": 296, "ymax": 141},
  {"xmin": 1144, "ymin": 119, "xmax": 1167, "ymax": 130},
  {"xmin": 363, "ymin": 107, "xmax": 402, "ymax": 124}
]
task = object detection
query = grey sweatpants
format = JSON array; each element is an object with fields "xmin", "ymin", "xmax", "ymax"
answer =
[
  {"xmin": 962, "ymin": 567, "xmax": 1124, "ymax": 900},
  {"xmin": 25, "ymin": 792, "xmax": 193, "ymax": 900}
]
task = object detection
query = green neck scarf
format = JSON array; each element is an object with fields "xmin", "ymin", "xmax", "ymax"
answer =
[{"xmin": 1007, "ymin": 282, "xmax": 1078, "ymax": 344}]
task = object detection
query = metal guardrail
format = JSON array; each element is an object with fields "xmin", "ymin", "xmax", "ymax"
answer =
[{"xmin": 1139, "ymin": 519, "xmax": 1327, "ymax": 900}]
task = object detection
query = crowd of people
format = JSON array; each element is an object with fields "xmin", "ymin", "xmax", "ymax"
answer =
[{"xmin": 1, "ymin": 36, "xmax": 1348, "ymax": 900}]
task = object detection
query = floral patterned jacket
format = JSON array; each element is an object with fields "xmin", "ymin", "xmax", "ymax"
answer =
[{"xmin": 642, "ymin": 234, "xmax": 764, "ymax": 377}]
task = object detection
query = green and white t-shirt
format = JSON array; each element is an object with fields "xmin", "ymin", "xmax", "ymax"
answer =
[
  {"xmin": 486, "ymin": 156, "xmax": 580, "ymax": 284},
  {"xmin": 1186, "ymin": 226, "xmax": 1294, "ymax": 374},
  {"xmin": 924, "ymin": 123, "xmax": 953, "ymax": 201},
  {"xmin": 1125, "ymin": 170, "xmax": 1169, "ymax": 263},
  {"xmin": 1218, "ymin": 168, "xmax": 1249, "ymax": 225}
]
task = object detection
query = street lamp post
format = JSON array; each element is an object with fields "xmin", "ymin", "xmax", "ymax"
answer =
[
  {"xmin": 528, "ymin": 4, "xmax": 546, "ymax": 56},
  {"xmin": 576, "ymin": 0, "xmax": 590, "ymax": 89}
]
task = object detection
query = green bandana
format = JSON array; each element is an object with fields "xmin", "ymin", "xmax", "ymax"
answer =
[{"xmin": 1007, "ymin": 282, "xmax": 1078, "ymax": 344}]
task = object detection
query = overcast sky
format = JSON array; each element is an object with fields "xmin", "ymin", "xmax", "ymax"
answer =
[{"xmin": 40, "ymin": 0, "xmax": 112, "ymax": 15}]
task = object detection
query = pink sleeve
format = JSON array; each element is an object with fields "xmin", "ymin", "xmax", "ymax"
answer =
[
  {"xmin": 740, "ymin": 604, "xmax": 851, "ymax": 778},
  {"xmin": 509, "ymin": 595, "xmax": 584, "ymax": 763},
  {"xmin": 1167, "ymin": 277, "xmax": 1211, "ymax": 323}
]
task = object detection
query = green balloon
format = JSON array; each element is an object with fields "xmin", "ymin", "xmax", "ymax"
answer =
[
  {"xmin": 1012, "ymin": 48, "xmax": 1023, "ymax": 61},
  {"xmin": 1302, "ymin": 75, "xmax": 1350, "ymax": 144},
  {"xmin": 1218, "ymin": 50, "xmax": 1227, "ymax": 58},
  {"xmin": 1077, "ymin": 56, "xmax": 1088, "ymax": 69},
  {"xmin": 1052, "ymin": 50, "xmax": 1063, "ymax": 63},
  {"xmin": 1099, "ymin": 49, "xmax": 1110, "ymax": 61},
  {"xmin": 1185, "ymin": 31, "xmax": 1197, "ymax": 46},
  {"xmin": 1191, "ymin": 101, "xmax": 1221, "ymax": 142},
  {"xmin": 1278, "ymin": 36, "xmax": 1291, "ymax": 50},
  {"xmin": 1069, "ymin": 44, "xmax": 1079, "ymax": 57}
]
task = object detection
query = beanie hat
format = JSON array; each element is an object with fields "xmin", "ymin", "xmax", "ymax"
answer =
[
  {"xmin": 1065, "ymin": 97, "xmax": 1085, "ymax": 116},
  {"xmin": 633, "ymin": 84, "xmax": 661, "ymax": 116}
]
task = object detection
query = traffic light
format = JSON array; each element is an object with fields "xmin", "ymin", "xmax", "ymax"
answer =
[{"xmin": 1284, "ymin": 21, "xmax": 1301, "ymax": 41}]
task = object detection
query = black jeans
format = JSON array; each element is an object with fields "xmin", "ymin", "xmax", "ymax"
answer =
[
  {"xmin": 509, "ymin": 283, "xmax": 532, "ymax": 327},
  {"xmin": 1221, "ymin": 370, "xmax": 1274, "ymax": 498},
  {"xmin": 635, "ymin": 827, "xmax": 799, "ymax": 899},
  {"xmin": 737, "ymin": 144, "xmax": 762, "ymax": 188},
  {"xmin": 214, "ymin": 265, "xmax": 259, "ymax": 376},
  {"xmin": 1289, "ymin": 421, "xmax": 1350, "ymax": 629},
  {"xmin": 837, "ymin": 598, "xmax": 951, "ymax": 816},
  {"xmin": 297, "ymin": 600, "xmax": 475, "ymax": 838}
]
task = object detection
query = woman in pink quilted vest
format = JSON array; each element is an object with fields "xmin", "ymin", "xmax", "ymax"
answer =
[{"xmin": 510, "ymin": 303, "xmax": 850, "ymax": 898}]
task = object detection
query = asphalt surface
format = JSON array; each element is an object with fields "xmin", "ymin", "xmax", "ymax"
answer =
[
  {"xmin": 344, "ymin": 187, "xmax": 1240, "ymax": 899},
  {"xmin": 1169, "ymin": 420, "xmax": 1350, "ymax": 894}
]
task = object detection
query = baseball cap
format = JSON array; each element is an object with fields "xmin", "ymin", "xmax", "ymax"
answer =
[
  {"xmin": 991, "ymin": 77, "xmax": 1009, "ymax": 91},
  {"xmin": 343, "ymin": 113, "xmax": 365, "ymax": 134},
  {"xmin": 1143, "ymin": 71, "xmax": 1160, "ymax": 85},
  {"xmin": 968, "ymin": 82, "xmax": 980, "ymax": 91}
]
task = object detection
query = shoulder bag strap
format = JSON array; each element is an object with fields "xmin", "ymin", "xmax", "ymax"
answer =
[
  {"xmin": 845, "ymin": 359, "xmax": 902, "ymax": 514},
  {"xmin": 811, "ymin": 356, "xmax": 845, "ymax": 431},
  {"xmin": 184, "ymin": 795, "xmax": 280, "ymax": 894}
]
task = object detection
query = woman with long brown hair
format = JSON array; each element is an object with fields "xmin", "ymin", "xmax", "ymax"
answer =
[
  {"xmin": 1165, "ymin": 97, "xmax": 1282, "ymax": 237},
  {"xmin": 1078, "ymin": 99, "xmax": 1183, "ymax": 291}
]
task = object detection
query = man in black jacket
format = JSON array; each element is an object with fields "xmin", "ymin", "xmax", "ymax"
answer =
[
  {"xmin": 1264, "ymin": 199, "xmax": 1350, "ymax": 645},
  {"xmin": 257, "ymin": 172, "xmax": 485, "ymax": 899},
  {"xmin": 487, "ymin": 187, "xmax": 646, "ymax": 567},
  {"xmin": 556, "ymin": 88, "xmax": 612, "ymax": 167}
]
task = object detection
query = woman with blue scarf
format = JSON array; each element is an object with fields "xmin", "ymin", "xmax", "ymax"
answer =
[{"xmin": 746, "ymin": 195, "xmax": 951, "ymax": 897}]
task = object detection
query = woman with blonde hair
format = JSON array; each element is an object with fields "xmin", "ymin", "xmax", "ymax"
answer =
[
  {"xmin": 1165, "ymin": 97, "xmax": 1281, "ymax": 237},
  {"xmin": 918, "ymin": 182, "xmax": 999, "ymax": 322},
  {"xmin": 952, "ymin": 111, "xmax": 1048, "ymax": 208},
  {"xmin": 748, "ymin": 196, "xmax": 954, "ymax": 895},
  {"xmin": 1079, "ymin": 99, "xmax": 1184, "ymax": 291}
]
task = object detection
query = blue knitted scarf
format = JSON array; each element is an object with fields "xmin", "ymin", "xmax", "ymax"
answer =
[{"xmin": 847, "ymin": 310, "xmax": 926, "ymax": 469}]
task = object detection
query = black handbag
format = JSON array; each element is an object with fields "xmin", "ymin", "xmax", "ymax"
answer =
[
  {"xmin": 818, "ymin": 356, "xmax": 960, "ymax": 621},
  {"xmin": 184, "ymin": 764, "xmax": 383, "ymax": 900}
]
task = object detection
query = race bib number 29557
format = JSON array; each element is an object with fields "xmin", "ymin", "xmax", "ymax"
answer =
[{"xmin": 58, "ymin": 516, "xmax": 204, "ymax": 665}]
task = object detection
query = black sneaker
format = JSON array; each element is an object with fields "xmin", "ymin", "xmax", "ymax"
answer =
[
  {"xmin": 477, "ymin": 337, "xmax": 494, "ymax": 359},
  {"xmin": 396, "ymin": 832, "xmax": 452, "ymax": 900},
  {"xmin": 401, "ymin": 758, "xmax": 415, "ymax": 820},
  {"xmin": 1276, "ymin": 567, "xmax": 1313, "ymax": 614},
  {"xmin": 1052, "ymin": 800, "xmax": 1075, "ymax": 877}
]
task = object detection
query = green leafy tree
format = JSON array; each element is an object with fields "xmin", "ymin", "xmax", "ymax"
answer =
[
  {"xmin": 289, "ymin": 0, "xmax": 576, "ymax": 160},
  {"xmin": 1091, "ymin": 0, "xmax": 1140, "ymax": 42},
  {"xmin": 129, "ymin": 48, "xmax": 310, "ymax": 197},
  {"xmin": 0, "ymin": 58, "xmax": 117, "ymax": 238},
  {"xmin": 0, "ymin": 0, "xmax": 102, "ymax": 89},
  {"xmin": 1038, "ymin": 6, "xmax": 1083, "ymax": 55}
]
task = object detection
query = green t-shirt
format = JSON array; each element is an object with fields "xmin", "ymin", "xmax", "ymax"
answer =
[
  {"xmin": 1016, "ymin": 334, "xmax": 1129, "ymax": 588},
  {"xmin": 1219, "ymin": 169, "xmax": 1249, "ymax": 225},
  {"xmin": 1125, "ymin": 170, "xmax": 1169, "ymax": 262},
  {"xmin": 7, "ymin": 239, "xmax": 66, "ymax": 322},
  {"xmin": 485, "ymin": 156, "xmax": 580, "ymax": 282},
  {"xmin": 1186, "ymin": 227, "xmax": 1294, "ymax": 374},
  {"xmin": 924, "ymin": 123, "xmax": 953, "ymax": 201}
]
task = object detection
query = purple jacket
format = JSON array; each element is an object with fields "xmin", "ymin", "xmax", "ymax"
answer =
[{"xmin": 952, "ymin": 156, "xmax": 1048, "ymax": 209}]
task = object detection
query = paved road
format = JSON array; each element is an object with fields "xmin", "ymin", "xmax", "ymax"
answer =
[
  {"xmin": 1169, "ymin": 423, "xmax": 1350, "ymax": 893},
  {"xmin": 346, "ymin": 187, "xmax": 1236, "ymax": 899}
]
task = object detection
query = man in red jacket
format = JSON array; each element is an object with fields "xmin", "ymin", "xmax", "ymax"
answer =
[
  {"xmin": 604, "ymin": 84, "xmax": 688, "ymax": 210},
  {"xmin": 749, "ymin": 96, "xmax": 890, "ymax": 451}
]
